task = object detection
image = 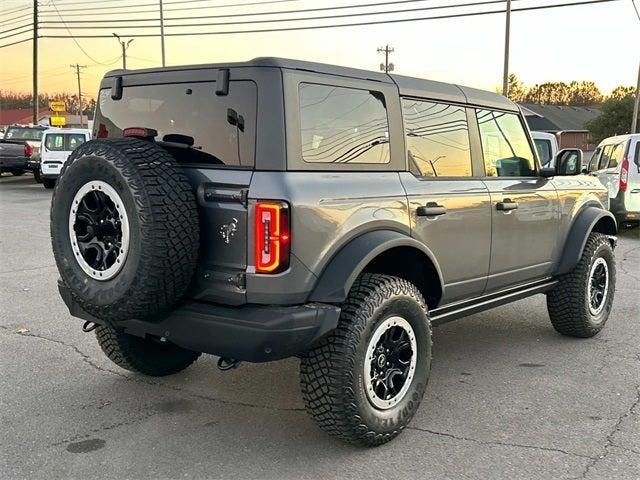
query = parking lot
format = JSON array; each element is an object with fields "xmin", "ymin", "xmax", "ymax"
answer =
[{"xmin": 0, "ymin": 173, "xmax": 638, "ymax": 479}]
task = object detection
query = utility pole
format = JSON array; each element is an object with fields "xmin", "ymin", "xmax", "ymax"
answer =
[
  {"xmin": 70, "ymin": 64, "xmax": 87, "ymax": 128},
  {"xmin": 112, "ymin": 33, "xmax": 134, "ymax": 70},
  {"xmin": 377, "ymin": 44, "xmax": 394, "ymax": 73},
  {"xmin": 159, "ymin": 0, "xmax": 166, "ymax": 67},
  {"xmin": 32, "ymin": 0, "xmax": 38, "ymax": 124},
  {"xmin": 632, "ymin": 60, "xmax": 640, "ymax": 134},
  {"xmin": 502, "ymin": 0, "xmax": 512, "ymax": 97}
]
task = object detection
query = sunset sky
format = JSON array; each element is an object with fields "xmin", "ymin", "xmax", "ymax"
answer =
[{"xmin": 1, "ymin": 0, "xmax": 639, "ymax": 99}]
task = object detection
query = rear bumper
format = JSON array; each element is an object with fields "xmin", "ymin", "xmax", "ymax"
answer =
[
  {"xmin": 58, "ymin": 281, "xmax": 340, "ymax": 363},
  {"xmin": 610, "ymin": 190, "xmax": 639, "ymax": 223},
  {"xmin": 0, "ymin": 156, "xmax": 28, "ymax": 170}
]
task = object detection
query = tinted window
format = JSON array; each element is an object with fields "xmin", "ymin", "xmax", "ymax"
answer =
[
  {"xmin": 402, "ymin": 99, "xmax": 472, "ymax": 177},
  {"xmin": 608, "ymin": 143, "xmax": 624, "ymax": 169},
  {"xmin": 476, "ymin": 110, "xmax": 536, "ymax": 177},
  {"xmin": 299, "ymin": 83, "xmax": 389, "ymax": 164},
  {"xmin": 588, "ymin": 147, "xmax": 602, "ymax": 172},
  {"xmin": 45, "ymin": 134, "xmax": 65, "ymax": 151},
  {"xmin": 534, "ymin": 139, "xmax": 553, "ymax": 167},
  {"xmin": 634, "ymin": 142, "xmax": 640, "ymax": 171},
  {"xmin": 66, "ymin": 134, "xmax": 87, "ymax": 150},
  {"xmin": 95, "ymin": 81, "xmax": 257, "ymax": 167},
  {"xmin": 5, "ymin": 127, "xmax": 44, "ymax": 141},
  {"xmin": 598, "ymin": 145, "xmax": 613, "ymax": 170}
]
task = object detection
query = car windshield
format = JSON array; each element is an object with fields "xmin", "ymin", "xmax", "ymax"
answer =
[
  {"xmin": 5, "ymin": 127, "xmax": 44, "ymax": 141},
  {"xmin": 534, "ymin": 139, "xmax": 553, "ymax": 166}
]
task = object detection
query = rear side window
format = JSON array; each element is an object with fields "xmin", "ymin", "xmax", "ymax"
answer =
[
  {"xmin": 598, "ymin": 145, "xmax": 613, "ymax": 170},
  {"xmin": 402, "ymin": 99, "xmax": 472, "ymax": 177},
  {"xmin": 476, "ymin": 110, "xmax": 536, "ymax": 177},
  {"xmin": 45, "ymin": 134, "xmax": 64, "ymax": 151},
  {"xmin": 534, "ymin": 139, "xmax": 553, "ymax": 167},
  {"xmin": 95, "ymin": 81, "xmax": 257, "ymax": 167},
  {"xmin": 67, "ymin": 134, "xmax": 87, "ymax": 150},
  {"xmin": 608, "ymin": 142, "xmax": 624, "ymax": 169},
  {"xmin": 298, "ymin": 83, "xmax": 389, "ymax": 164}
]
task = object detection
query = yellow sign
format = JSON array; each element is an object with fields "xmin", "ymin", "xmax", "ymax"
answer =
[
  {"xmin": 49, "ymin": 101, "xmax": 66, "ymax": 113},
  {"xmin": 50, "ymin": 116, "xmax": 66, "ymax": 127}
]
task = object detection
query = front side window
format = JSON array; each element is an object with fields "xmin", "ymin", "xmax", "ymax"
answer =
[
  {"xmin": 476, "ymin": 110, "xmax": 536, "ymax": 177},
  {"xmin": 45, "ymin": 134, "xmax": 64, "ymax": 151},
  {"xmin": 66, "ymin": 134, "xmax": 87, "ymax": 150},
  {"xmin": 402, "ymin": 99, "xmax": 472, "ymax": 177},
  {"xmin": 588, "ymin": 147, "xmax": 602, "ymax": 172},
  {"xmin": 534, "ymin": 139, "xmax": 553, "ymax": 167},
  {"xmin": 299, "ymin": 83, "xmax": 389, "ymax": 164}
]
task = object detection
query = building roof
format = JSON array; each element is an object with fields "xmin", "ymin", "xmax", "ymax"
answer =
[
  {"xmin": 103, "ymin": 56, "xmax": 517, "ymax": 112},
  {"xmin": 519, "ymin": 103, "xmax": 601, "ymax": 132},
  {"xmin": 0, "ymin": 108, "xmax": 54, "ymax": 126}
]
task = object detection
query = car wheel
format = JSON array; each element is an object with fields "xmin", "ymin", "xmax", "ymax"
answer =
[
  {"xmin": 546, "ymin": 232, "xmax": 616, "ymax": 337},
  {"xmin": 300, "ymin": 273, "xmax": 432, "ymax": 446},
  {"xmin": 95, "ymin": 325, "xmax": 201, "ymax": 376},
  {"xmin": 12, "ymin": 169, "xmax": 24, "ymax": 176},
  {"xmin": 50, "ymin": 138, "xmax": 199, "ymax": 322},
  {"xmin": 42, "ymin": 178, "xmax": 55, "ymax": 189},
  {"xmin": 34, "ymin": 169, "xmax": 42, "ymax": 183}
]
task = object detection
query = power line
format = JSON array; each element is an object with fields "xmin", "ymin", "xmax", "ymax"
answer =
[
  {"xmin": 0, "ymin": 12, "xmax": 33, "ymax": 27},
  {"xmin": 631, "ymin": 0, "xmax": 640, "ymax": 20},
  {"xmin": 0, "ymin": 26, "xmax": 32, "ymax": 40},
  {"xmin": 0, "ymin": 4, "xmax": 31, "ymax": 17},
  {"xmin": 0, "ymin": 22, "xmax": 33, "ymax": 35},
  {"xmin": 0, "ymin": 37, "xmax": 31, "ymax": 48},
  {"xmin": 37, "ymin": 0, "xmax": 514, "ymax": 29},
  {"xmin": 38, "ymin": 0, "xmax": 623, "ymax": 38}
]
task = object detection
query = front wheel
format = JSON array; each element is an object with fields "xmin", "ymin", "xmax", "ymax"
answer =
[
  {"xmin": 300, "ymin": 274, "xmax": 432, "ymax": 446},
  {"xmin": 42, "ymin": 178, "xmax": 55, "ymax": 189},
  {"xmin": 95, "ymin": 325, "xmax": 201, "ymax": 376},
  {"xmin": 547, "ymin": 232, "xmax": 616, "ymax": 338}
]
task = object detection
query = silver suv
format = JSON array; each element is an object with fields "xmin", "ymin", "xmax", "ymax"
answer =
[{"xmin": 50, "ymin": 58, "xmax": 617, "ymax": 446}]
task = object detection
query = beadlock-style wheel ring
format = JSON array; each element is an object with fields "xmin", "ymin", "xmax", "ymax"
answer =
[
  {"xmin": 364, "ymin": 316, "xmax": 417, "ymax": 410},
  {"xmin": 68, "ymin": 180, "xmax": 130, "ymax": 281},
  {"xmin": 588, "ymin": 257, "xmax": 609, "ymax": 316}
]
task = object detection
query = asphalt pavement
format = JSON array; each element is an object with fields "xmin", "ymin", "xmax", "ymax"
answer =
[{"xmin": 1, "ymin": 173, "xmax": 638, "ymax": 480}]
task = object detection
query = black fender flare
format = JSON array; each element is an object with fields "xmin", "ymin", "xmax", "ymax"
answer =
[
  {"xmin": 308, "ymin": 230, "xmax": 444, "ymax": 303},
  {"xmin": 556, "ymin": 206, "xmax": 617, "ymax": 275}
]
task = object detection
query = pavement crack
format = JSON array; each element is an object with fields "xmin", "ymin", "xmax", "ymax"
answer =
[
  {"xmin": 406, "ymin": 426, "xmax": 594, "ymax": 459},
  {"xmin": 12, "ymin": 329, "xmax": 304, "ymax": 413},
  {"xmin": 577, "ymin": 384, "xmax": 640, "ymax": 479}
]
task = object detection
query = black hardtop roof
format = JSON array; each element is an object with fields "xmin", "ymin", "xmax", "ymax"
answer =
[{"xmin": 104, "ymin": 56, "xmax": 518, "ymax": 112}]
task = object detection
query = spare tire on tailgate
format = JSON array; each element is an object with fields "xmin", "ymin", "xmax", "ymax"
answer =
[{"xmin": 50, "ymin": 138, "xmax": 199, "ymax": 322}]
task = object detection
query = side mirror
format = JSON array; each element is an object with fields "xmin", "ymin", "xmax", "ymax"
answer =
[
  {"xmin": 555, "ymin": 148, "xmax": 583, "ymax": 176},
  {"xmin": 540, "ymin": 167, "xmax": 556, "ymax": 178}
]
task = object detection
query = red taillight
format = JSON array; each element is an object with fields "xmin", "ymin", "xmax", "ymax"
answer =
[
  {"xmin": 24, "ymin": 144, "xmax": 34, "ymax": 157},
  {"xmin": 620, "ymin": 157, "xmax": 629, "ymax": 192},
  {"xmin": 254, "ymin": 201, "xmax": 290, "ymax": 274},
  {"xmin": 123, "ymin": 127, "xmax": 158, "ymax": 139},
  {"xmin": 97, "ymin": 123, "xmax": 109, "ymax": 138}
]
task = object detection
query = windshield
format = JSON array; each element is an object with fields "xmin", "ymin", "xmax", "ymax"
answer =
[
  {"xmin": 4, "ymin": 127, "xmax": 44, "ymax": 142},
  {"xmin": 534, "ymin": 139, "xmax": 553, "ymax": 166}
]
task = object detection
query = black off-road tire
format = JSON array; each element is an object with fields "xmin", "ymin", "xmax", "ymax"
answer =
[
  {"xmin": 547, "ymin": 233, "xmax": 615, "ymax": 338},
  {"xmin": 300, "ymin": 273, "xmax": 432, "ymax": 447},
  {"xmin": 50, "ymin": 138, "xmax": 199, "ymax": 322},
  {"xmin": 42, "ymin": 178, "xmax": 55, "ymax": 189},
  {"xmin": 95, "ymin": 325, "xmax": 201, "ymax": 376}
]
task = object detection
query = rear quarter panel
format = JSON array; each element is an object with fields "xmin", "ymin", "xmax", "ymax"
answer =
[{"xmin": 246, "ymin": 171, "xmax": 410, "ymax": 304}]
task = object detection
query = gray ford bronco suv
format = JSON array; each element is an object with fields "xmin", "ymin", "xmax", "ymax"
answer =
[{"xmin": 50, "ymin": 58, "xmax": 617, "ymax": 446}]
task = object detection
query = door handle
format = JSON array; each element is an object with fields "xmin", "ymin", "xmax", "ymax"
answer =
[
  {"xmin": 496, "ymin": 199, "xmax": 518, "ymax": 212},
  {"xmin": 417, "ymin": 202, "xmax": 447, "ymax": 217}
]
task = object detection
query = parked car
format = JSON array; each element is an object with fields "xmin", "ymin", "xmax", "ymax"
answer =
[
  {"xmin": 585, "ymin": 134, "xmax": 640, "ymax": 226},
  {"xmin": 50, "ymin": 58, "xmax": 617, "ymax": 446},
  {"xmin": 39, "ymin": 128, "xmax": 92, "ymax": 189},
  {"xmin": 0, "ymin": 124, "xmax": 47, "ymax": 176},
  {"xmin": 531, "ymin": 131, "xmax": 559, "ymax": 168}
]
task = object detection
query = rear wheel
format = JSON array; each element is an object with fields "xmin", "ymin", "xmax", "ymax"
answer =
[
  {"xmin": 33, "ymin": 169, "xmax": 42, "ymax": 183},
  {"xmin": 547, "ymin": 233, "xmax": 615, "ymax": 337},
  {"xmin": 95, "ymin": 325, "xmax": 201, "ymax": 376},
  {"xmin": 42, "ymin": 178, "xmax": 55, "ymax": 189},
  {"xmin": 300, "ymin": 274, "xmax": 432, "ymax": 446},
  {"xmin": 11, "ymin": 169, "xmax": 24, "ymax": 176}
]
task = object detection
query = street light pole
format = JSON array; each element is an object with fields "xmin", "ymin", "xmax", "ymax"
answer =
[
  {"xmin": 70, "ymin": 64, "xmax": 87, "ymax": 128},
  {"xmin": 159, "ymin": 0, "xmax": 166, "ymax": 67},
  {"xmin": 112, "ymin": 33, "xmax": 134, "ymax": 70},
  {"xmin": 502, "ymin": 0, "xmax": 512, "ymax": 97},
  {"xmin": 632, "ymin": 60, "xmax": 640, "ymax": 134}
]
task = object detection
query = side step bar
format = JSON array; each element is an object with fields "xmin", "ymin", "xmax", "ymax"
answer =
[{"xmin": 430, "ymin": 278, "xmax": 558, "ymax": 326}]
